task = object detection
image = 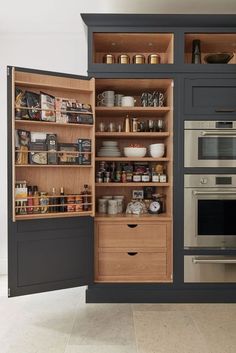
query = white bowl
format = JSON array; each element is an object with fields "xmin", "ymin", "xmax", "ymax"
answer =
[
  {"xmin": 124, "ymin": 147, "xmax": 147, "ymax": 158},
  {"xmin": 150, "ymin": 149, "xmax": 165, "ymax": 158},
  {"xmin": 150, "ymin": 146, "xmax": 164, "ymax": 151},
  {"xmin": 149, "ymin": 143, "xmax": 165, "ymax": 149}
]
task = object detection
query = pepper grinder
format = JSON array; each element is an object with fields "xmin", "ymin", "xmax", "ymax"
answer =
[{"xmin": 192, "ymin": 39, "xmax": 201, "ymax": 64}]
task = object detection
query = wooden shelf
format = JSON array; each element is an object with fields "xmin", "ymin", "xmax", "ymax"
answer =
[
  {"xmin": 95, "ymin": 106, "xmax": 170, "ymax": 117},
  {"xmin": 95, "ymin": 182, "xmax": 170, "ymax": 187},
  {"xmin": 15, "ymin": 211, "xmax": 93, "ymax": 220},
  {"xmin": 95, "ymin": 132, "xmax": 169, "ymax": 138},
  {"xmin": 15, "ymin": 164, "xmax": 92, "ymax": 168},
  {"xmin": 15, "ymin": 119, "xmax": 93, "ymax": 128},
  {"xmin": 95, "ymin": 157, "xmax": 169, "ymax": 162},
  {"xmin": 15, "ymin": 80, "xmax": 93, "ymax": 94},
  {"xmin": 95, "ymin": 213, "xmax": 172, "ymax": 221},
  {"xmin": 15, "ymin": 106, "xmax": 93, "ymax": 115}
]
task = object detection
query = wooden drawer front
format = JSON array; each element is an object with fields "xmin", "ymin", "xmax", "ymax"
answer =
[
  {"xmin": 184, "ymin": 78, "xmax": 236, "ymax": 115},
  {"xmin": 97, "ymin": 223, "xmax": 168, "ymax": 249},
  {"xmin": 98, "ymin": 251, "xmax": 167, "ymax": 278}
]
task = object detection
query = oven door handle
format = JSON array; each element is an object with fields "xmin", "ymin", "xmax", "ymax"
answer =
[
  {"xmin": 193, "ymin": 191, "xmax": 236, "ymax": 196},
  {"xmin": 201, "ymin": 131, "xmax": 236, "ymax": 136},
  {"xmin": 193, "ymin": 257, "xmax": 236, "ymax": 264}
]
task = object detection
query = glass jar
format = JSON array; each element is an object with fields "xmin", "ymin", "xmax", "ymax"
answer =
[
  {"xmin": 98, "ymin": 198, "xmax": 108, "ymax": 214},
  {"xmin": 40, "ymin": 192, "xmax": 49, "ymax": 214},
  {"xmin": 67, "ymin": 195, "xmax": 75, "ymax": 212},
  {"xmin": 133, "ymin": 173, "xmax": 141, "ymax": 182},
  {"xmin": 113, "ymin": 196, "xmax": 124, "ymax": 213},
  {"xmin": 75, "ymin": 195, "xmax": 83, "ymax": 212},
  {"xmin": 108, "ymin": 199, "xmax": 118, "ymax": 215}
]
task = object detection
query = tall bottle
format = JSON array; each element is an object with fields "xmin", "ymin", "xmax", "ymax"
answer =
[
  {"xmin": 27, "ymin": 186, "xmax": 34, "ymax": 214},
  {"xmin": 60, "ymin": 187, "xmax": 67, "ymax": 212},
  {"xmin": 50, "ymin": 187, "xmax": 58, "ymax": 213},
  {"xmin": 82, "ymin": 184, "xmax": 90, "ymax": 211},
  {"xmin": 33, "ymin": 185, "xmax": 40, "ymax": 214},
  {"xmin": 192, "ymin": 39, "xmax": 201, "ymax": 64}
]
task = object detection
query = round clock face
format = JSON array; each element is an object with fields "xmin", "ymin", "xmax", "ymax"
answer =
[{"xmin": 149, "ymin": 201, "xmax": 161, "ymax": 214}]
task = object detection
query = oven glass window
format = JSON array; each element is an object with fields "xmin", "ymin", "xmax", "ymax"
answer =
[
  {"xmin": 198, "ymin": 137, "xmax": 236, "ymax": 159},
  {"xmin": 198, "ymin": 200, "xmax": 236, "ymax": 235}
]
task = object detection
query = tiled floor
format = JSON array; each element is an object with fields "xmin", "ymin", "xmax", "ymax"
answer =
[{"xmin": 0, "ymin": 275, "xmax": 236, "ymax": 353}]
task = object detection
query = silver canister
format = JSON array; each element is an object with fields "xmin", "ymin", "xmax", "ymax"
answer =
[
  {"xmin": 148, "ymin": 54, "xmax": 161, "ymax": 64},
  {"xmin": 133, "ymin": 54, "xmax": 145, "ymax": 64},
  {"xmin": 98, "ymin": 198, "xmax": 108, "ymax": 213},
  {"xmin": 108, "ymin": 199, "xmax": 118, "ymax": 215},
  {"xmin": 103, "ymin": 54, "xmax": 115, "ymax": 64},
  {"xmin": 118, "ymin": 54, "xmax": 130, "ymax": 64},
  {"xmin": 113, "ymin": 196, "xmax": 124, "ymax": 213}
]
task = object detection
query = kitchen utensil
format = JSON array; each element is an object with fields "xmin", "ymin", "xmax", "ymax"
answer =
[
  {"xmin": 121, "ymin": 96, "xmax": 136, "ymax": 107},
  {"xmin": 192, "ymin": 39, "xmax": 201, "ymax": 64},
  {"xmin": 114, "ymin": 94, "xmax": 124, "ymax": 106}
]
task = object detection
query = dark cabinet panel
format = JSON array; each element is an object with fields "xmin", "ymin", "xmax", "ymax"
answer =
[
  {"xmin": 184, "ymin": 78, "xmax": 236, "ymax": 115},
  {"xmin": 8, "ymin": 216, "xmax": 94, "ymax": 297}
]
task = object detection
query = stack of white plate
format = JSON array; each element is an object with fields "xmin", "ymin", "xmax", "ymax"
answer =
[{"xmin": 97, "ymin": 141, "xmax": 121, "ymax": 157}]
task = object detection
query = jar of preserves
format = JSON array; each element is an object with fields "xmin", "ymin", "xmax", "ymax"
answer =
[
  {"xmin": 75, "ymin": 195, "xmax": 83, "ymax": 212},
  {"xmin": 40, "ymin": 192, "xmax": 49, "ymax": 214},
  {"xmin": 133, "ymin": 173, "xmax": 142, "ymax": 182}
]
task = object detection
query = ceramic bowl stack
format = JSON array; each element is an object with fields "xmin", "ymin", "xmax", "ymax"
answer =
[
  {"xmin": 97, "ymin": 141, "xmax": 121, "ymax": 157},
  {"xmin": 149, "ymin": 143, "xmax": 165, "ymax": 158}
]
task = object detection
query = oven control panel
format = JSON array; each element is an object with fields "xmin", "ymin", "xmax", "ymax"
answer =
[{"xmin": 185, "ymin": 174, "xmax": 236, "ymax": 187}]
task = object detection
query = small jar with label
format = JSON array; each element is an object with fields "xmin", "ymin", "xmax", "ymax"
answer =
[
  {"xmin": 40, "ymin": 192, "xmax": 49, "ymax": 214},
  {"xmin": 142, "ymin": 169, "xmax": 150, "ymax": 182},
  {"xmin": 104, "ymin": 171, "xmax": 111, "ymax": 183},
  {"xmin": 75, "ymin": 195, "xmax": 83, "ymax": 212},
  {"xmin": 67, "ymin": 196, "xmax": 75, "ymax": 212},
  {"xmin": 96, "ymin": 171, "xmax": 104, "ymax": 183},
  {"xmin": 121, "ymin": 171, "xmax": 127, "ymax": 183},
  {"xmin": 152, "ymin": 168, "xmax": 160, "ymax": 182},
  {"xmin": 133, "ymin": 172, "xmax": 142, "ymax": 182},
  {"xmin": 159, "ymin": 173, "xmax": 167, "ymax": 183},
  {"xmin": 126, "ymin": 172, "xmax": 133, "ymax": 182}
]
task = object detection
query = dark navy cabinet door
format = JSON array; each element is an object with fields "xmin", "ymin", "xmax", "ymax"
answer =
[
  {"xmin": 184, "ymin": 78, "xmax": 236, "ymax": 116},
  {"xmin": 8, "ymin": 216, "xmax": 94, "ymax": 297}
]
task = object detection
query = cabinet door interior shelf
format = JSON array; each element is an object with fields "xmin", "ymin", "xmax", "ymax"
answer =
[
  {"xmin": 95, "ymin": 157, "xmax": 169, "ymax": 161},
  {"xmin": 15, "ymin": 119, "xmax": 93, "ymax": 128},
  {"xmin": 95, "ymin": 106, "xmax": 170, "ymax": 117},
  {"xmin": 15, "ymin": 211, "xmax": 93, "ymax": 220},
  {"xmin": 15, "ymin": 164, "xmax": 92, "ymax": 168}
]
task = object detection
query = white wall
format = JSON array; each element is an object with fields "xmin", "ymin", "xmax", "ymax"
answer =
[{"xmin": 0, "ymin": 32, "xmax": 88, "ymax": 274}]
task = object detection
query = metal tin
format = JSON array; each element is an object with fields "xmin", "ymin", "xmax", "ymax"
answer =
[
  {"xmin": 103, "ymin": 54, "xmax": 115, "ymax": 64},
  {"xmin": 118, "ymin": 54, "xmax": 130, "ymax": 64},
  {"xmin": 148, "ymin": 54, "xmax": 161, "ymax": 64},
  {"xmin": 133, "ymin": 54, "xmax": 145, "ymax": 64}
]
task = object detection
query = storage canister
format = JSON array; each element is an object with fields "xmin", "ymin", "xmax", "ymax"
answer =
[
  {"xmin": 108, "ymin": 199, "xmax": 118, "ymax": 215},
  {"xmin": 118, "ymin": 54, "xmax": 130, "ymax": 64},
  {"xmin": 133, "ymin": 54, "xmax": 145, "ymax": 64},
  {"xmin": 148, "ymin": 54, "xmax": 161, "ymax": 64},
  {"xmin": 98, "ymin": 198, "xmax": 108, "ymax": 214},
  {"xmin": 103, "ymin": 54, "xmax": 115, "ymax": 64}
]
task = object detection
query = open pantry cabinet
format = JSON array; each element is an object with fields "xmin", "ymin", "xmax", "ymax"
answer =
[{"xmin": 8, "ymin": 67, "xmax": 173, "ymax": 297}]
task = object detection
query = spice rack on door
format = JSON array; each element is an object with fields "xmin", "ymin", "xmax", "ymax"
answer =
[{"xmin": 12, "ymin": 69, "xmax": 95, "ymax": 221}]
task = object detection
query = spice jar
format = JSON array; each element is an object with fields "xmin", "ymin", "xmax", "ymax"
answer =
[
  {"xmin": 108, "ymin": 199, "xmax": 118, "ymax": 215},
  {"xmin": 118, "ymin": 54, "xmax": 130, "ymax": 64},
  {"xmin": 133, "ymin": 54, "xmax": 145, "ymax": 64},
  {"xmin": 40, "ymin": 192, "xmax": 49, "ymax": 213},
  {"xmin": 67, "ymin": 195, "xmax": 75, "ymax": 212},
  {"xmin": 148, "ymin": 54, "xmax": 161, "ymax": 64},
  {"xmin": 75, "ymin": 195, "xmax": 83, "ymax": 212},
  {"xmin": 103, "ymin": 54, "xmax": 115, "ymax": 64},
  {"xmin": 98, "ymin": 198, "xmax": 108, "ymax": 214},
  {"xmin": 133, "ymin": 172, "xmax": 142, "ymax": 182}
]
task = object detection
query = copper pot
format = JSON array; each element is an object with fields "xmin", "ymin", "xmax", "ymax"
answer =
[
  {"xmin": 118, "ymin": 54, "xmax": 130, "ymax": 64},
  {"xmin": 133, "ymin": 54, "xmax": 145, "ymax": 64},
  {"xmin": 103, "ymin": 54, "xmax": 115, "ymax": 64},
  {"xmin": 148, "ymin": 54, "xmax": 161, "ymax": 64}
]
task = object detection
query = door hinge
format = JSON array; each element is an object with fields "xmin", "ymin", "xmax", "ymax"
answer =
[
  {"xmin": 8, "ymin": 288, "xmax": 11, "ymax": 297},
  {"xmin": 7, "ymin": 67, "xmax": 10, "ymax": 76}
]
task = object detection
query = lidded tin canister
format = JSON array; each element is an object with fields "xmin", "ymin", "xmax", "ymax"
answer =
[
  {"xmin": 148, "ymin": 54, "xmax": 161, "ymax": 64},
  {"xmin": 118, "ymin": 54, "xmax": 130, "ymax": 64},
  {"xmin": 103, "ymin": 54, "xmax": 115, "ymax": 64},
  {"xmin": 133, "ymin": 54, "xmax": 145, "ymax": 64}
]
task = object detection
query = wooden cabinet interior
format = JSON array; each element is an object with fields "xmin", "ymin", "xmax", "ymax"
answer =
[
  {"xmin": 93, "ymin": 33, "xmax": 174, "ymax": 64},
  {"xmin": 12, "ymin": 69, "xmax": 95, "ymax": 220},
  {"xmin": 185, "ymin": 33, "xmax": 236, "ymax": 64}
]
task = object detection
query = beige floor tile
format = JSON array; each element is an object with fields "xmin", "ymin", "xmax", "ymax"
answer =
[
  {"xmin": 133, "ymin": 310, "xmax": 209, "ymax": 353},
  {"xmin": 65, "ymin": 345, "xmax": 137, "ymax": 353},
  {"xmin": 190, "ymin": 309, "xmax": 236, "ymax": 353},
  {"xmin": 132, "ymin": 304, "xmax": 191, "ymax": 312},
  {"xmin": 68, "ymin": 304, "xmax": 135, "ymax": 346}
]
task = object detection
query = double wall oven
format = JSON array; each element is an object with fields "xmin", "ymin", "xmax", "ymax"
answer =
[{"xmin": 184, "ymin": 121, "xmax": 236, "ymax": 283}]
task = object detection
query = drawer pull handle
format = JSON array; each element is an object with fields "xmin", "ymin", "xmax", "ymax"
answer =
[
  {"xmin": 127, "ymin": 252, "xmax": 138, "ymax": 256},
  {"xmin": 127, "ymin": 224, "xmax": 138, "ymax": 228},
  {"xmin": 215, "ymin": 109, "xmax": 235, "ymax": 113}
]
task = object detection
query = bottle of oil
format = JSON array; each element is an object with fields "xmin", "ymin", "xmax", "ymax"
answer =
[
  {"xmin": 60, "ymin": 187, "xmax": 66, "ymax": 212},
  {"xmin": 33, "ymin": 185, "xmax": 40, "ymax": 214}
]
